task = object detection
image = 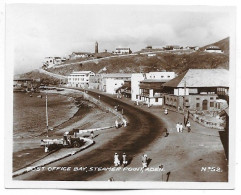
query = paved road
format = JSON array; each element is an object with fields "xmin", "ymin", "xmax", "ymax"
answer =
[{"xmin": 15, "ymin": 89, "xmax": 165, "ymax": 181}]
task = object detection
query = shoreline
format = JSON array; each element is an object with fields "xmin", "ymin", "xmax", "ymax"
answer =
[{"xmin": 13, "ymin": 89, "xmax": 117, "ymax": 172}]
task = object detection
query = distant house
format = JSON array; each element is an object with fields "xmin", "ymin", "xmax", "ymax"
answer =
[
  {"xmin": 164, "ymin": 45, "xmax": 181, "ymax": 50},
  {"xmin": 113, "ymin": 48, "xmax": 132, "ymax": 55},
  {"xmin": 69, "ymin": 52, "xmax": 93, "ymax": 60},
  {"xmin": 204, "ymin": 46, "xmax": 223, "ymax": 53},
  {"xmin": 67, "ymin": 71, "xmax": 95, "ymax": 88},
  {"xmin": 147, "ymin": 53, "xmax": 156, "ymax": 57},
  {"xmin": 162, "ymin": 69, "xmax": 229, "ymax": 111},
  {"xmin": 42, "ymin": 57, "xmax": 66, "ymax": 69}
]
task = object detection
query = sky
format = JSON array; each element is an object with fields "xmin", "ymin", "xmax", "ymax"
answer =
[{"xmin": 6, "ymin": 4, "xmax": 234, "ymax": 74}]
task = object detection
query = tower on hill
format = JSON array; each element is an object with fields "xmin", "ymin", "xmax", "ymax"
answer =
[{"xmin": 95, "ymin": 41, "xmax": 98, "ymax": 54}]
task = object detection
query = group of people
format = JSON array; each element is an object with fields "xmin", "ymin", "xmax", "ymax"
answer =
[
  {"xmin": 114, "ymin": 152, "xmax": 128, "ymax": 167},
  {"xmin": 114, "ymin": 153, "xmax": 149, "ymax": 168},
  {"xmin": 115, "ymin": 118, "xmax": 127, "ymax": 129},
  {"xmin": 176, "ymin": 121, "xmax": 191, "ymax": 133}
]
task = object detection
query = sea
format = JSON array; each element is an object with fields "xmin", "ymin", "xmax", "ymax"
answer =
[{"xmin": 13, "ymin": 92, "xmax": 77, "ymax": 139}]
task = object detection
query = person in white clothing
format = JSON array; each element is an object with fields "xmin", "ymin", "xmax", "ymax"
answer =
[
  {"xmin": 187, "ymin": 121, "xmax": 191, "ymax": 133},
  {"xmin": 114, "ymin": 153, "xmax": 120, "ymax": 167},
  {"xmin": 180, "ymin": 123, "xmax": 183, "ymax": 133},
  {"xmin": 176, "ymin": 122, "xmax": 180, "ymax": 132},
  {"xmin": 115, "ymin": 119, "xmax": 119, "ymax": 129}
]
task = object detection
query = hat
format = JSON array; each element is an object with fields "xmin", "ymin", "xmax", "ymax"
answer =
[{"xmin": 115, "ymin": 153, "xmax": 117, "ymax": 155}]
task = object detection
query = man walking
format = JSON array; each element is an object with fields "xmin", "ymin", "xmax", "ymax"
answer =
[
  {"xmin": 187, "ymin": 121, "xmax": 191, "ymax": 133},
  {"xmin": 176, "ymin": 122, "xmax": 180, "ymax": 133},
  {"xmin": 180, "ymin": 123, "xmax": 183, "ymax": 133},
  {"xmin": 114, "ymin": 153, "xmax": 120, "ymax": 167},
  {"xmin": 115, "ymin": 119, "xmax": 119, "ymax": 129},
  {"xmin": 142, "ymin": 154, "xmax": 148, "ymax": 168},
  {"xmin": 122, "ymin": 153, "xmax": 128, "ymax": 167}
]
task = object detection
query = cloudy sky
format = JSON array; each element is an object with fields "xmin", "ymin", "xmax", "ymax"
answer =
[{"xmin": 6, "ymin": 4, "xmax": 234, "ymax": 74}]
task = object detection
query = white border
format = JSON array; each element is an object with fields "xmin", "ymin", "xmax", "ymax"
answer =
[{"xmin": 2, "ymin": 0, "xmax": 239, "ymax": 191}]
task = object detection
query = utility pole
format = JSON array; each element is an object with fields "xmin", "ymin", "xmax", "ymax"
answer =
[{"xmin": 46, "ymin": 90, "xmax": 49, "ymax": 137}]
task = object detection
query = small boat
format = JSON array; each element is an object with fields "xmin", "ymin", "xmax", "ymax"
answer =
[{"xmin": 57, "ymin": 88, "xmax": 64, "ymax": 91}]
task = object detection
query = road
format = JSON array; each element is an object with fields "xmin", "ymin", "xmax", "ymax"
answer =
[{"xmin": 15, "ymin": 89, "xmax": 165, "ymax": 181}]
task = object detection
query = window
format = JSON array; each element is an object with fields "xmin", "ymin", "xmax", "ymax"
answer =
[
  {"xmin": 210, "ymin": 102, "xmax": 214, "ymax": 107},
  {"xmin": 196, "ymin": 97, "xmax": 200, "ymax": 100},
  {"xmin": 161, "ymin": 76, "xmax": 164, "ymax": 78},
  {"xmin": 167, "ymin": 76, "xmax": 170, "ymax": 78},
  {"xmin": 136, "ymin": 95, "xmax": 138, "ymax": 99},
  {"xmin": 196, "ymin": 103, "xmax": 200, "ymax": 107},
  {"xmin": 155, "ymin": 98, "xmax": 158, "ymax": 102},
  {"xmin": 185, "ymin": 99, "xmax": 189, "ymax": 102},
  {"xmin": 210, "ymin": 97, "xmax": 214, "ymax": 100}
]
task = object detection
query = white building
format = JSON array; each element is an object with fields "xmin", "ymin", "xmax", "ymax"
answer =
[
  {"xmin": 67, "ymin": 71, "xmax": 95, "ymax": 88},
  {"xmin": 42, "ymin": 57, "xmax": 66, "ymax": 69},
  {"xmin": 131, "ymin": 72, "xmax": 176, "ymax": 105},
  {"xmin": 114, "ymin": 48, "xmax": 132, "ymax": 55},
  {"xmin": 204, "ymin": 46, "xmax": 223, "ymax": 53},
  {"xmin": 100, "ymin": 73, "xmax": 132, "ymax": 94}
]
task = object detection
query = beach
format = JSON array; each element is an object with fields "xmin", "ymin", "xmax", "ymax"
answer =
[{"xmin": 13, "ymin": 89, "xmax": 116, "ymax": 172}]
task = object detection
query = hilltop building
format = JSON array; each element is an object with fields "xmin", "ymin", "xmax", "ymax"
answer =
[
  {"xmin": 131, "ymin": 72, "xmax": 176, "ymax": 105},
  {"xmin": 113, "ymin": 48, "xmax": 132, "ymax": 55},
  {"xmin": 204, "ymin": 46, "xmax": 223, "ymax": 53},
  {"xmin": 67, "ymin": 71, "xmax": 95, "ymax": 88},
  {"xmin": 42, "ymin": 57, "xmax": 66, "ymax": 69},
  {"xmin": 162, "ymin": 69, "xmax": 229, "ymax": 111},
  {"xmin": 69, "ymin": 52, "xmax": 93, "ymax": 60}
]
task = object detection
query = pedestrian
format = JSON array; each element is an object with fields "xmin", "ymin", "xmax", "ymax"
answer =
[
  {"xmin": 122, "ymin": 153, "xmax": 128, "ymax": 167},
  {"xmin": 180, "ymin": 123, "xmax": 183, "ymax": 133},
  {"xmin": 115, "ymin": 119, "xmax": 119, "ymax": 129},
  {"xmin": 114, "ymin": 153, "xmax": 120, "ymax": 167},
  {"xmin": 90, "ymin": 131, "xmax": 94, "ymax": 139},
  {"xmin": 176, "ymin": 122, "xmax": 180, "ymax": 133},
  {"xmin": 142, "ymin": 154, "xmax": 148, "ymax": 168},
  {"xmin": 122, "ymin": 118, "xmax": 127, "ymax": 127},
  {"xmin": 187, "ymin": 121, "xmax": 191, "ymax": 133},
  {"xmin": 136, "ymin": 100, "xmax": 139, "ymax": 106},
  {"xmin": 164, "ymin": 128, "xmax": 169, "ymax": 137},
  {"xmin": 164, "ymin": 108, "xmax": 168, "ymax": 115},
  {"xmin": 98, "ymin": 95, "xmax": 100, "ymax": 101},
  {"xmin": 44, "ymin": 145, "xmax": 49, "ymax": 153}
]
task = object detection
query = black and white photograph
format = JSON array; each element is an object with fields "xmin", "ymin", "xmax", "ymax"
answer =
[{"xmin": 3, "ymin": 1, "xmax": 237, "ymax": 190}]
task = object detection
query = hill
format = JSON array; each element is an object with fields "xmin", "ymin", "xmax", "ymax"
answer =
[{"xmin": 17, "ymin": 37, "xmax": 229, "ymax": 82}]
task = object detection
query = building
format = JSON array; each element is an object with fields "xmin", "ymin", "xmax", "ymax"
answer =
[
  {"xmin": 89, "ymin": 74, "xmax": 101, "ymax": 89},
  {"xmin": 113, "ymin": 48, "xmax": 132, "ymax": 55},
  {"xmin": 162, "ymin": 69, "xmax": 229, "ymax": 111},
  {"xmin": 99, "ymin": 73, "xmax": 132, "ymax": 94},
  {"xmin": 204, "ymin": 46, "xmax": 223, "ymax": 53},
  {"xmin": 42, "ymin": 57, "xmax": 66, "ymax": 69},
  {"xmin": 131, "ymin": 72, "xmax": 176, "ymax": 105},
  {"xmin": 13, "ymin": 78, "xmax": 33, "ymax": 92},
  {"xmin": 69, "ymin": 52, "xmax": 93, "ymax": 60},
  {"xmin": 95, "ymin": 41, "xmax": 98, "ymax": 54},
  {"xmin": 67, "ymin": 71, "xmax": 95, "ymax": 88}
]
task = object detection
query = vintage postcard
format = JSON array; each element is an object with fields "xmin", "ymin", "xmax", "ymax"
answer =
[{"xmin": 4, "ymin": 2, "xmax": 236, "ymax": 189}]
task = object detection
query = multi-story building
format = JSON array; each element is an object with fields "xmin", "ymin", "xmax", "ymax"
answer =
[
  {"xmin": 67, "ymin": 71, "xmax": 95, "ymax": 88},
  {"xmin": 162, "ymin": 69, "xmax": 229, "ymax": 111},
  {"xmin": 99, "ymin": 73, "xmax": 132, "ymax": 94},
  {"xmin": 131, "ymin": 72, "xmax": 176, "ymax": 105}
]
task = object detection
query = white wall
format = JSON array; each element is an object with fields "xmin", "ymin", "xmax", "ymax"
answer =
[
  {"xmin": 131, "ymin": 73, "xmax": 145, "ymax": 101},
  {"xmin": 174, "ymin": 88, "xmax": 189, "ymax": 96},
  {"xmin": 106, "ymin": 78, "xmax": 124, "ymax": 94}
]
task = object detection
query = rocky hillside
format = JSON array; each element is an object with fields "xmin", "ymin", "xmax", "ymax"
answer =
[{"xmin": 17, "ymin": 37, "xmax": 229, "ymax": 82}]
